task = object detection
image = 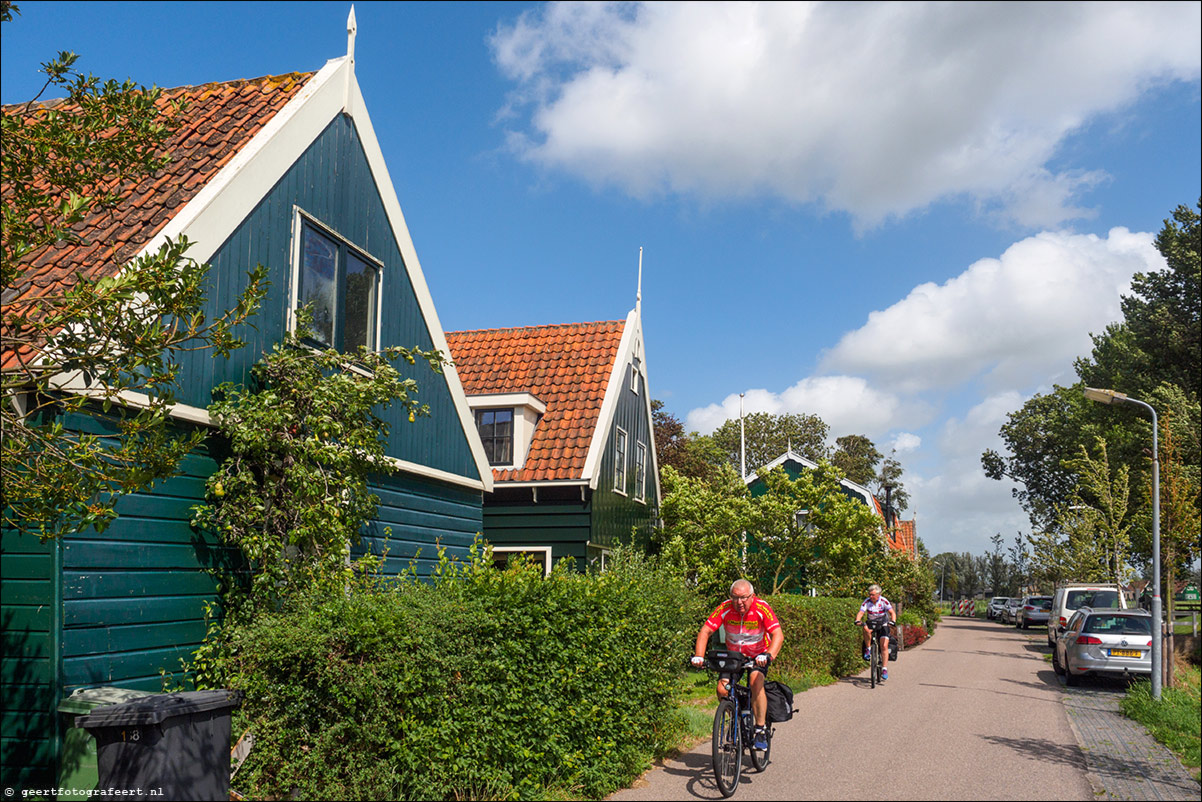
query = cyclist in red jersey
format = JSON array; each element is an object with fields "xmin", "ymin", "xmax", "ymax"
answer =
[{"xmin": 691, "ymin": 579, "xmax": 784, "ymax": 750}]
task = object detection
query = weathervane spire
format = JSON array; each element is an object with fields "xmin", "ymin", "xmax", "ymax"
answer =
[
  {"xmin": 636, "ymin": 246, "xmax": 643, "ymax": 318},
  {"xmin": 344, "ymin": 6, "xmax": 357, "ymax": 113}
]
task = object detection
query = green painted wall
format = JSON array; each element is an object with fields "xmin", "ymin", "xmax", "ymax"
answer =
[
  {"xmin": 482, "ymin": 502, "xmax": 592, "ymax": 571},
  {"xmin": 0, "ymin": 527, "xmax": 57, "ymax": 788},
  {"xmin": 174, "ymin": 113, "xmax": 481, "ymax": 482},
  {"xmin": 592, "ymin": 362, "xmax": 658, "ymax": 549}
]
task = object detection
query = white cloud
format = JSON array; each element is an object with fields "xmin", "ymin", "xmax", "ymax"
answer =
[
  {"xmin": 491, "ymin": 2, "xmax": 1201, "ymax": 227},
  {"xmin": 684, "ymin": 374, "xmax": 926, "ymax": 438},
  {"xmin": 890, "ymin": 433, "xmax": 922, "ymax": 455},
  {"xmin": 820, "ymin": 228, "xmax": 1163, "ymax": 393}
]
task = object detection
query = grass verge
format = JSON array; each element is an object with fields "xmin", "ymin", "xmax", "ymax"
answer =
[{"xmin": 1119, "ymin": 660, "xmax": 1201, "ymax": 783}]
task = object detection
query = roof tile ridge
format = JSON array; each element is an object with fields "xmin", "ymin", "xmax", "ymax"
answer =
[{"xmin": 446, "ymin": 319, "xmax": 625, "ymax": 336}]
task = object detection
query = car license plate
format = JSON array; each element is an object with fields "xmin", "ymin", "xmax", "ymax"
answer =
[{"xmin": 1109, "ymin": 649, "xmax": 1141, "ymax": 658}]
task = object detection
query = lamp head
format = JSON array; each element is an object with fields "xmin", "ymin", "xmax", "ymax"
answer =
[{"xmin": 1083, "ymin": 387, "xmax": 1127, "ymax": 405}]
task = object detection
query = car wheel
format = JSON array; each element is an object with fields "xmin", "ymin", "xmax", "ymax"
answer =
[
  {"xmin": 1022, "ymin": 620, "xmax": 1029, "ymax": 630},
  {"xmin": 1065, "ymin": 668, "xmax": 1080, "ymax": 687},
  {"xmin": 1052, "ymin": 649, "xmax": 1065, "ymax": 676}
]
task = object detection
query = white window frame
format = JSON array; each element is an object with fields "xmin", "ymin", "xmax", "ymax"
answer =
[
  {"xmin": 288, "ymin": 208, "xmax": 384, "ymax": 352},
  {"xmin": 635, "ymin": 440, "xmax": 647, "ymax": 503},
  {"xmin": 630, "ymin": 355, "xmax": 641, "ymax": 394},
  {"xmin": 490, "ymin": 546, "xmax": 553, "ymax": 577},
  {"xmin": 613, "ymin": 426, "xmax": 628, "ymax": 495},
  {"xmin": 588, "ymin": 543, "xmax": 613, "ymax": 572}
]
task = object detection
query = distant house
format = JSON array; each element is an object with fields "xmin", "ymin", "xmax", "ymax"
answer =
[
  {"xmin": 1, "ymin": 29, "xmax": 491, "ymax": 788},
  {"xmin": 445, "ymin": 303, "xmax": 659, "ymax": 573},
  {"xmin": 746, "ymin": 450, "xmax": 886, "ymax": 518},
  {"xmin": 890, "ymin": 518, "xmax": 918, "ymax": 557}
]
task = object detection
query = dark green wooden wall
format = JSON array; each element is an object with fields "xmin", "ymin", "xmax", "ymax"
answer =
[
  {"xmin": 1, "ymin": 526, "xmax": 57, "ymax": 788},
  {"xmin": 592, "ymin": 361, "xmax": 658, "ymax": 549},
  {"xmin": 175, "ymin": 113, "xmax": 481, "ymax": 482},
  {"xmin": 482, "ymin": 503, "xmax": 592, "ymax": 571}
]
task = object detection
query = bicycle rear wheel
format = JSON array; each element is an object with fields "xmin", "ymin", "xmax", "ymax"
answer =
[
  {"xmin": 712, "ymin": 698, "xmax": 742, "ymax": 797},
  {"xmin": 748, "ymin": 723, "xmax": 771, "ymax": 771}
]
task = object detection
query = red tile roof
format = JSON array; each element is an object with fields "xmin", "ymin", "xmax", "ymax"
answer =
[
  {"xmin": 445, "ymin": 321, "xmax": 627, "ymax": 483},
  {"xmin": 891, "ymin": 519, "xmax": 916, "ymax": 556},
  {"xmin": 2, "ymin": 72, "xmax": 312, "ymax": 371}
]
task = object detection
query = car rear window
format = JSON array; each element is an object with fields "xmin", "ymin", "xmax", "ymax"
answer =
[
  {"xmin": 1065, "ymin": 589, "xmax": 1121, "ymax": 609},
  {"xmin": 1082, "ymin": 615, "xmax": 1150, "ymax": 635}
]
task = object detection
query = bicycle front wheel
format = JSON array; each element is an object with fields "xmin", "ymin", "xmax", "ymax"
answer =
[
  {"xmin": 712, "ymin": 698, "xmax": 742, "ymax": 797},
  {"xmin": 870, "ymin": 640, "xmax": 880, "ymax": 688}
]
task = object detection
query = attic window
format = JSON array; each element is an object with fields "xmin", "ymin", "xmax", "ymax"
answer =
[
  {"xmin": 476, "ymin": 409, "xmax": 514, "ymax": 466},
  {"xmin": 294, "ymin": 218, "xmax": 380, "ymax": 351},
  {"xmin": 630, "ymin": 355, "xmax": 641, "ymax": 393}
]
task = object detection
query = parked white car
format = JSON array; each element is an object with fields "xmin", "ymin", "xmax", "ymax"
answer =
[
  {"xmin": 987, "ymin": 597, "xmax": 1010, "ymax": 621},
  {"xmin": 1047, "ymin": 583, "xmax": 1127, "ymax": 647}
]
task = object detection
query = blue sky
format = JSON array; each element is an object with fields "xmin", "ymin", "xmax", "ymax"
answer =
[{"xmin": 4, "ymin": 1, "xmax": 1199, "ymax": 558}]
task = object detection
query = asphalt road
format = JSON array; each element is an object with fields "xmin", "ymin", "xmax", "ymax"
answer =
[{"xmin": 611, "ymin": 616, "xmax": 1096, "ymax": 801}]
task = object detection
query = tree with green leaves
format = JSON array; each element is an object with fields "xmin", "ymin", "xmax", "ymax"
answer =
[
  {"xmin": 650, "ymin": 399, "xmax": 724, "ymax": 482},
  {"xmin": 710, "ymin": 411, "xmax": 829, "ymax": 474},
  {"xmin": 191, "ymin": 312, "xmax": 443, "ymax": 608},
  {"xmin": 1077, "ymin": 200, "xmax": 1200, "ymax": 403},
  {"xmin": 831, "ymin": 434, "xmax": 882, "ymax": 486},
  {"xmin": 655, "ymin": 464, "xmax": 752, "ymax": 601},
  {"xmin": 1, "ymin": 16, "xmax": 267, "ymax": 538}
]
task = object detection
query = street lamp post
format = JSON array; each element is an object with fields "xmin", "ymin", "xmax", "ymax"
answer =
[
  {"xmin": 1083, "ymin": 387, "xmax": 1161, "ymax": 700},
  {"xmin": 933, "ymin": 560, "xmax": 947, "ymax": 602}
]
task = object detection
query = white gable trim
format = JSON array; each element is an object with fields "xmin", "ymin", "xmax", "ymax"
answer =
[
  {"xmin": 130, "ymin": 56, "xmax": 492, "ymax": 491},
  {"xmin": 581, "ymin": 311, "xmax": 636, "ymax": 489},
  {"xmin": 748, "ymin": 450, "xmax": 882, "ymax": 518}
]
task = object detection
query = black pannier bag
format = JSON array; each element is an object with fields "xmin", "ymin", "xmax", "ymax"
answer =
[
  {"xmin": 764, "ymin": 680, "xmax": 794, "ymax": 722},
  {"xmin": 890, "ymin": 635, "xmax": 899, "ymax": 661}
]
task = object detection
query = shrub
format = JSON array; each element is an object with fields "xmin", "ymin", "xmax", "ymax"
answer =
[
  {"xmin": 221, "ymin": 546, "xmax": 704, "ymax": 800},
  {"xmin": 761, "ymin": 595, "xmax": 863, "ymax": 682},
  {"xmin": 901, "ymin": 624, "xmax": 929, "ymax": 648}
]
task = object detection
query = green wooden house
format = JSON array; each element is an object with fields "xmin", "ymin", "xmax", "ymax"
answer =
[
  {"xmin": 445, "ymin": 301, "xmax": 660, "ymax": 572},
  {"xmin": 1, "ymin": 29, "xmax": 492, "ymax": 788}
]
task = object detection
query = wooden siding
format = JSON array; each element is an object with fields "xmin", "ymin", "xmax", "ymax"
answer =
[
  {"xmin": 1, "ymin": 528, "xmax": 57, "ymax": 788},
  {"xmin": 356, "ymin": 472, "xmax": 482, "ymax": 575},
  {"xmin": 592, "ymin": 365, "xmax": 657, "ymax": 549},
  {"xmin": 482, "ymin": 503, "xmax": 593, "ymax": 572},
  {"xmin": 173, "ymin": 113, "xmax": 480, "ymax": 482}
]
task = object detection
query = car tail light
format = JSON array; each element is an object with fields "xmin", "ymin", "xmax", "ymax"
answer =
[
  {"xmin": 1075, "ymin": 635, "xmax": 1103, "ymax": 645},
  {"xmin": 1146, "ymin": 640, "xmax": 1153, "ymax": 647},
  {"xmin": 1024, "ymin": 605, "xmax": 1035, "ymax": 611},
  {"xmin": 1059, "ymin": 616, "xmax": 1067, "ymax": 627}
]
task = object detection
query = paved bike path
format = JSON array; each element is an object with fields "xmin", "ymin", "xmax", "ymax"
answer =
[{"xmin": 611, "ymin": 616, "xmax": 1095, "ymax": 800}]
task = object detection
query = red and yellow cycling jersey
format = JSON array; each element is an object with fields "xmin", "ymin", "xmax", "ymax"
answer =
[{"xmin": 704, "ymin": 598, "xmax": 781, "ymax": 657}]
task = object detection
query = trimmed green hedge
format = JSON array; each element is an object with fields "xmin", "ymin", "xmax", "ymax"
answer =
[
  {"xmin": 765, "ymin": 595, "xmax": 863, "ymax": 681},
  {"xmin": 221, "ymin": 550, "xmax": 704, "ymax": 800}
]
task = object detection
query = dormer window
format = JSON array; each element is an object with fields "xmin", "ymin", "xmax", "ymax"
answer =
[
  {"xmin": 465, "ymin": 393, "xmax": 546, "ymax": 470},
  {"xmin": 476, "ymin": 409, "xmax": 514, "ymax": 466}
]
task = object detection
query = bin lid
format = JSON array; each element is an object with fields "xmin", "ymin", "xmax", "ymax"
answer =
[
  {"xmin": 76, "ymin": 689, "xmax": 244, "ymax": 729},
  {"xmin": 58, "ymin": 686, "xmax": 154, "ymax": 715}
]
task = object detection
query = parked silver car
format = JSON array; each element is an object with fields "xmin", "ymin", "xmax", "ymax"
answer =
[
  {"xmin": 1052, "ymin": 607, "xmax": 1152, "ymax": 686},
  {"xmin": 987, "ymin": 597, "xmax": 1010, "ymax": 621},
  {"xmin": 1001, "ymin": 597, "xmax": 1022, "ymax": 624},
  {"xmin": 1014, "ymin": 595, "xmax": 1052, "ymax": 629}
]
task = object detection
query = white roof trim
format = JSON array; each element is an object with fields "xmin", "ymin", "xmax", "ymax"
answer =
[
  {"xmin": 127, "ymin": 56, "xmax": 492, "ymax": 492},
  {"xmin": 581, "ymin": 311, "xmax": 635, "ymax": 489},
  {"xmin": 748, "ymin": 450, "xmax": 882, "ymax": 518},
  {"xmin": 465, "ymin": 392, "xmax": 547, "ymax": 416}
]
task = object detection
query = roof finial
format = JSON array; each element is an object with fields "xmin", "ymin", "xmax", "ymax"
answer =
[
  {"xmin": 344, "ymin": 6, "xmax": 357, "ymax": 114},
  {"xmin": 636, "ymin": 246, "xmax": 643, "ymax": 317}
]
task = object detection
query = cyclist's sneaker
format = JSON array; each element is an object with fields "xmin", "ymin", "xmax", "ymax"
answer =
[
  {"xmin": 863, "ymin": 650, "xmax": 871, "ymax": 661},
  {"xmin": 753, "ymin": 726, "xmax": 769, "ymax": 750},
  {"xmin": 881, "ymin": 668, "xmax": 889, "ymax": 681}
]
